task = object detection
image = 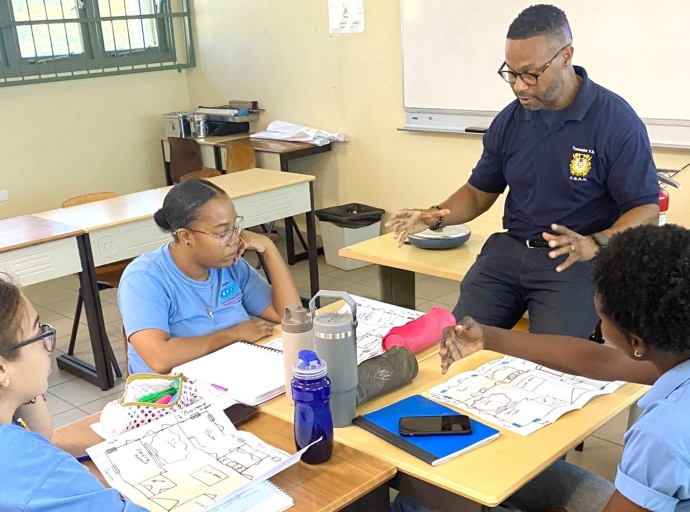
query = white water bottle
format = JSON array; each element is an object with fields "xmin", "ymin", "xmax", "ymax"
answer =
[{"xmin": 281, "ymin": 305, "xmax": 314, "ymax": 405}]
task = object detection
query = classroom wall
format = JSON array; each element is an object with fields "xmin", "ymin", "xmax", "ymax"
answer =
[
  {"xmin": 186, "ymin": 0, "xmax": 690, "ymax": 231},
  {"xmin": 0, "ymin": 70, "xmax": 189, "ymax": 218},
  {"xmin": 6, "ymin": 0, "xmax": 689, "ymax": 230},
  {"xmin": 186, "ymin": 0, "xmax": 504, "ymax": 231}
]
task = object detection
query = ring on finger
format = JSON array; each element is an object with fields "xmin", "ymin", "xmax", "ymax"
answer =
[{"xmin": 570, "ymin": 244, "xmax": 575, "ymax": 252}]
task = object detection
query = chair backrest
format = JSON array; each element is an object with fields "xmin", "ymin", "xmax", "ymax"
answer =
[
  {"xmin": 224, "ymin": 142, "xmax": 256, "ymax": 173},
  {"xmin": 62, "ymin": 192, "xmax": 118, "ymax": 208},
  {"xmin": 168, "ymin": 137, "xmax": 203, "ymax": 183},
  {"xmin": 179, "ymin": 168, "xmax": 222, "ymax": 182},
  {"xmin": 121, "ymin": 326, "xmax": 129, "ymax": 378}
]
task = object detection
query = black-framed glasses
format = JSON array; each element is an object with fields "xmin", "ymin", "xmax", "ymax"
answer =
[
  {"xmin": 497, "ymin": 45, "xmax": 569, "ymax": 86},
  {"xmin": 11, "ymin": 323, "xmax": 56, "ymax": 353},
  {"xmin": 186, "ymin": 216, "xmax": 244, "ymax": 247}
]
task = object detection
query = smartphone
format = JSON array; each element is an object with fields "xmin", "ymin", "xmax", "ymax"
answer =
[
  {"xmin": 224, "ymin": 403, "xmax": 259, "ymax": 427},
  {"xmin": 399, "ymin": 414, "xmax": 473, "ymax": 436}
]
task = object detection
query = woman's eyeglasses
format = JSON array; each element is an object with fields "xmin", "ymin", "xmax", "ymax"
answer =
[
  {"xmin": 185, "ymin": 216, "xmax": 244, "ymax": 247},
  {"xmin": 12, "ymin": 323, "xmax": 57, "ymax": 353}
]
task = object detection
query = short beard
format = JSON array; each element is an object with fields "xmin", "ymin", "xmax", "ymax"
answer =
[{"xmin": 528, "ymin": 78, "xmax": 563, "ymax": 111}]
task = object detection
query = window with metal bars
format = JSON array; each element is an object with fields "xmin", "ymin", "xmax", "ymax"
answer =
[{"xmin": 0, "ymin": 0, "xmax": 194, "ymax": 86}]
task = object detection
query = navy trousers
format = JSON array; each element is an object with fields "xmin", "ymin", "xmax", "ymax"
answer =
[{"xmin": 452, "ymin": 233, "xmax": 599, "ymax": 338}]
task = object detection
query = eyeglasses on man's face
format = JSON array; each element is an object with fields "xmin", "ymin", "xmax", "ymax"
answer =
[
  {"xmin": 497, "ymin": 45, "xmax": 569, "ymax": 86},
  {"xmin": 187, "ymin": 216, "xmax": 244, "ymax": 247},
  {"xmin": 11, "ymin": 323, "xmax": 57, "ymax": 353}
]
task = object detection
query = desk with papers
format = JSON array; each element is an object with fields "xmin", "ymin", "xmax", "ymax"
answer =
[{"xmin": 54, "ymin": 411, "xmax": 395, "ymax": 512}]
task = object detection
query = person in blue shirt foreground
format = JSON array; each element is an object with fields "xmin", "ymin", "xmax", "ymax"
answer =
[
  {"xmin": 385, "ymin": 4, "xmax": 659, "ymax": 339},
  {"xmin": 395, "ymin": 224, "xmax": 690, "ymax": 512},
  {"xmin": 118, "ymin": 179, "xmax": 300, "ymax": 374},
  {"xmin": 0, "ymin": 277, "xmax": 149, "ymax": 511}
]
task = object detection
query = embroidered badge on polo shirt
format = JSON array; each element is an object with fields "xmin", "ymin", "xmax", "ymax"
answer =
[{"xmin": 570, "ymin": 146, "xmax": 594, "ymax": 182}]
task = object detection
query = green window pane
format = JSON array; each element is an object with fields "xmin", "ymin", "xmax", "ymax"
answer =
[{"xmin": 17, "ymin": 22, "xmax": 83, "ymax": 57}]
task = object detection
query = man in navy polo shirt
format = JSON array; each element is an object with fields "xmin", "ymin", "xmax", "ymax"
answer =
[{"xmin": 385, "ymin": 4, "xmax": 659, "ymax": 338}]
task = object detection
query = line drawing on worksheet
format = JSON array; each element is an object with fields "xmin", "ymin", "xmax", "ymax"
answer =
[
  {"xmin": 87, "ymin": 401, "xmax": 293, "ymax": 512},
  {"xmin": 426, "ymin": 356, "xmax": 625, "ymax": 436},
  {"xmin": 338, "ymin": 295, "xmax": 423, "ymax": 364}
]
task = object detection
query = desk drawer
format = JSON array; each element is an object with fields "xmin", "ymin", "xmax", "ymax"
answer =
[
  {"xmin": 91, "ymin": 219, "xmax": 170, "ymax": 267},
  {"xmin": 0, "ymin": 238, "xmax": 81, "ymax": 286},
  {"xmin": 235, "ymin": 183, "xmax": 311, "ymax": 228}
]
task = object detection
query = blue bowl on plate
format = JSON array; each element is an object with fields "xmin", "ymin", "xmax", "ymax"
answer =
[{"xmin": 407, "ymin": 225, "xmax": 472, "ymax": 250}]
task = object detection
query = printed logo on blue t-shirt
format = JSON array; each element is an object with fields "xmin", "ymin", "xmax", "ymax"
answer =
[{"xmin": 220, "ymin": 281, "xmax": 242, "ymax": 306}]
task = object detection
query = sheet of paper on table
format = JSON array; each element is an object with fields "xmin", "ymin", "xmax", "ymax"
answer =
[
  {"xmin": 338, "ymin": 295, "xmax": 423, "ymax": 364},
  {"xmin": 87, "ymin": 400, "xmax": 312, "ymax": 511},
  {"xmin": 426, "ymin": 356, "xmax": 625, "ymax": 436}
]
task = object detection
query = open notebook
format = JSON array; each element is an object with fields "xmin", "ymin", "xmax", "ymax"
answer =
[{"xmin": 173, "ymin": 342, "xmax": 284, "ymax": 406}]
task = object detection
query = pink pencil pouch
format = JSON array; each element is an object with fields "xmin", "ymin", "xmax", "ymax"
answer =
[{"xmin": 382, "ymin": 306, "xmax": 456, "ymax": 353}]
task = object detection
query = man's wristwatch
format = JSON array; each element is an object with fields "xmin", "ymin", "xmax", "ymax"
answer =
[
  {"xmin": 429, "ymin": 204, "xmax": 444, "ymax": 231},
  {"xmin": 591, "ymin": 232, "xmax": 609, "ymax": 248}
]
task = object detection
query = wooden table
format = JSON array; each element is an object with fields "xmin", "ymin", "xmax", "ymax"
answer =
[
  {"xmin": 34, "ymin": 169, "xmax": 320, "ymax": 390},
  {"xmin": 0, "ymin": 215, "xmax": 83, "ymax": 286},
  {"xmin": 54, "ymin": 412, "xmax": 396, "ymax": 512},
  {"xmin": 261, "ymin": 349, "xmax": 648, "ymax": 511},
  {"xmin": 339, "ymin": 220, "xmax": 498, "ymax": 309},
  {"xmin": 161, "ymin": 135, "xmax": 332, "ymax": 265},
  {"xmin": 160, "ymin": 134, "xmax": 332, "ymax": 182}
]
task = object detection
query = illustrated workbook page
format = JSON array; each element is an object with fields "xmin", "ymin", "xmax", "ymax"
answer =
[
  {"xmin": 87, "ymin": 401, "xmax": 306, "ymax": 511},
  {"xmin": 426, "ymin": 356, "xmax": 625, "ymax": 436},
  {"xmin": 338, "ymin": 295, "xmax": 423, "ymax": 364}
]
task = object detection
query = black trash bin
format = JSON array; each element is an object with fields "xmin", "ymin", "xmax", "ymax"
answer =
[{"xmin": 315, "ymin": 203, "xmax": 385, "ymax": 270}]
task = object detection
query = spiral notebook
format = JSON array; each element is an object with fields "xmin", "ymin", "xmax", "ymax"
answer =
[{"xmin": 173, "ymin": 341, "xmax": 285, "ymax": 406}]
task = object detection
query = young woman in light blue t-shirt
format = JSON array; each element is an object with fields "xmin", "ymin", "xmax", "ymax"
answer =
[
  {"xmin": 0, "ymin": 278, "xmax": 148, "ymax": 511},
  {"xmin": 118, "ymin": 179, "xmax": 300, "ymax": 375}
]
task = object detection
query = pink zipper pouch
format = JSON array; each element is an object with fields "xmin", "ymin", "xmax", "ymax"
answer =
[{"xmin": 382, "ymin": 306, "xmax": 456, "ymax": 353}]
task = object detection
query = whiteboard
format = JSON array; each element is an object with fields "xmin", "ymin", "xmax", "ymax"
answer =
[{"xmin": 401, "ymin": 0, "xmax": 690, "ymax": 147}]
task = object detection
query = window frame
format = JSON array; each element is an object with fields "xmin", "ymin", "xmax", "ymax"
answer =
[{"xmin": 0, "ymin": 0, "xmax": 191, "ymax": 84}]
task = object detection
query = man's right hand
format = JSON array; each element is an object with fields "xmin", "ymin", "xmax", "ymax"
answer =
[
  {"xmin": 229, "ymin": 320, "xmax": 275, "ymax": 343},
  {"xmin": 440, "ymin": 317, "xmax": 485, "ymax": 374},
  {"xmin": 384, "ymin": 208, "xmax": 451, "ymax": 248}
]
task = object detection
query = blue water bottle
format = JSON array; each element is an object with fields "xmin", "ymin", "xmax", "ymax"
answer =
[{"xmin": 292, "ymin": 349, "xmax": 334, "ymax": 464}]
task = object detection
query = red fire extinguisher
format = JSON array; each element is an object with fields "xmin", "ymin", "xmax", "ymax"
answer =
[
  {"xmin": 657, "ymin": 173, "xmax": 682, "ymax": 227},
  {"xmin": 659, "ymin": 189, "xmax": 669, "ymax": 226}
]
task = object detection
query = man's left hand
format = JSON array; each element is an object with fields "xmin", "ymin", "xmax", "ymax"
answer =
[{"xmin": 542, "ymin": 223, "xmax": 599, "ymax": 272}]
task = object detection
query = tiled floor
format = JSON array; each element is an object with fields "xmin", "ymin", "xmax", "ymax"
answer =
[{"xmin": 23, "ymin": 238, "xmax": 626, "ymax": 484}]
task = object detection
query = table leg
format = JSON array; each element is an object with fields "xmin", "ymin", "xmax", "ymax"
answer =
[
  {"xmin": 379, "ymin": 266, "xmax": 416, "ymax": 309},
  {"xmin": 392, "ymin": 473, "xmax": 489, "ymax": 512},
  {"xmin": 306, "ymin": 182, "xmax": 320, "ymax": 302},
  {"xmin": 213, "ymin": 146, "xmax": 223, "ymax": 172},
  {"xmin": 56, "ymin": 235, "xmax": 115, "ymax": 390},
  {"xmin": 279, "ymin": 154, "xmax": 323, "ymax": 265},
  {"xmin": 161, "ymin": 140, "xmax": 173, "ymax": 186},
  {"xmin": 341, "ymin": 479, "xmax": 391, "ymax": 512}
]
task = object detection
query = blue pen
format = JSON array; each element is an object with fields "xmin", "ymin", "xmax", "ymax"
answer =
[{"xmin": 76, "ymin": 454, "xmax": 91, "ymax": 463}]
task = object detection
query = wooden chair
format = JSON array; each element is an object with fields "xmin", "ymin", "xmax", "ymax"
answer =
[
  {"xmin": 180, "ymin": 169, "xmax": 222, "ymax": 181},
  {"xmin": 168, "ymin": 137, "xmax": 221, "ymax": 183},
  {"xmin": 62, "ymin": 192, "xmax": 129, "ymax": 378},
  {"xmin": 223, "ymin": 141, "xmax": 281, "ymax": 281},
  {"xmin": 224, "ymin": 142, "xmax": 256, "ymax": 173}
]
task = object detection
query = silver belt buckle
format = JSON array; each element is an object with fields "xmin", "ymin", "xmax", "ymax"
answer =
[{"xmin": 525, "ymin": 240, "xmax": 537, "ymax": 248}]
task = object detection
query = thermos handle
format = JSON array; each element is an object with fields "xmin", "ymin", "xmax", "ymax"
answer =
[{"xmin": 309, "ymin": 290, "xmax": 357, "ymax": 326}]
